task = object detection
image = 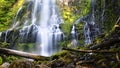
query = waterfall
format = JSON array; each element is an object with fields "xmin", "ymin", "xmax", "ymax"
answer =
[
  {"xmin": 4, "ymin": 30, "xmax": 9, "ymax": 42},
  {"xmin": 84, "ymin": 22, "xmax": 92, "ymax": 45},
  {"xmin": 84, "ymin": 0, "xmax": 100, "ymax": 45},
  {"xmin": 35, "ymin": 0, "xmax": 63, "ymax": 56},
  {"xmin": 1, "ymin": 0, "xmax": 64, "ymax": 56},
  {"xmin": 70, "ymin": 25, "xmax": 78, "ymax": 47}
]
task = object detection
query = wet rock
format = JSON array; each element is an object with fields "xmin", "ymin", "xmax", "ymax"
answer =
[{"xmin": 0, "ymin": 62, "xmax": 10, "ymax": 68}]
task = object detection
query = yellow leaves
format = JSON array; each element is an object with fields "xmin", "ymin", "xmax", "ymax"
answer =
[
  {"xmin": 0, "ymin": 0, "xmax": 6, "ymax": 8},
  {"xmin": 0, "ymin": 0, "xmax": 5, "ymax": 3},
  {"xmin": 62, "ymin": 6, "xmax": 76, "ymax": 23},
  {"xmin": 12, "ymin": 0, "xmax": 24, "ymax": 13},
  {"xmin": 65, "ymin": 11, "xmax": 71, "ymax": 15},
  {"xmin": 63, "ymin": 11, "xmax": 70, "ymax": 18},
  {"xmin": 63, "ymin": 14, "xmax": 67, "ymax": 19},
  {"xmin": 69, "ymin": 18, "xmax": 74, "ymax": 23}
]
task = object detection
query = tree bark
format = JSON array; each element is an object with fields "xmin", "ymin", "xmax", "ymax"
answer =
[
  {"xmin": 62, "ymin": 48, "xmax": 116, "ymax": 53},
  {"xmin": 0, "ymin": 48, "xmax": 49, "ymax": 60}
]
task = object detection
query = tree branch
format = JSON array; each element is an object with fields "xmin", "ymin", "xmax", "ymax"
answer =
[{"xmin": 62, "ymin": 48, "xmax": 116, "ymax": 53}]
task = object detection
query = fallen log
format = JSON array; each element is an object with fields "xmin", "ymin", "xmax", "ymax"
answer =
[
  {"xmin": 62, "ymin": 48, "xmax": 116, "ymax": 53},
  {"xmin": 90, "ymin": 38, "xmax": 120, "ymax": 49},
  {"xmin": 0, "ymin": 48, "xmax": 49, "ymax": 60},
  {"xmin": 63, "ymin": 48, "xmax": 120, "ymax": 62}
]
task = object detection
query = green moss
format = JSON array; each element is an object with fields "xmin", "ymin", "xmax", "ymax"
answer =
[
  {"xmin": 118, "ymin": 0, "xmax": 120, "ymax": 7},
  {"xmin": 103, "ymin": 0, "xmax": 119, "ymax": 32},
  {"xmin": 0, "ymin": 42, "xmax": 10, "ymax": 48},
  {"xmin": 0, "ymin": 0, "xmax": 24, "ymax": 31},
  {"xmin": 51, "ymin": 51, "xmax": 70, "ymax": 60},
  {"xmin": 0, "ymin": 56, "xmax": 3, "ymax": 65},
  {"xmin": 6, "ymin": 56, "xmax": 18, "ymax": 63},
  {"xmin": 59, "ymin": 0, "xmax": 91, "ymax": 36},
  {"xmin": 16, "ymin": 43, "xmax": 36, "ymax": 52}
]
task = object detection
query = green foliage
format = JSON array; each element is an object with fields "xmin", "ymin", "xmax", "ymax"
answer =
[
  {"xmin": 51, "ymin": 50, "xmax": 74, "ymax": 63},
  {"xmin": 58, "ymin": 0, "xmax": 91, "ymax": 36},
  {"xmin": 16, "ymin": 43, "xmax": 36, "ymax": 52},
  {"xmin": 61, "ymin": 23, "xmax": 72, "ymax": 37},
  {"xmin": 6, "ymin": 56, "xmax": 18, "ymax": 63},
  {"xmin": 118, "ymin": 0, "xmax": 120, "ymax": 7},
  {"xmin": 103, "ymin": 0, "xmax": 120, "ymax": 32},
  {"xmin": 59, "ymin": 40, "xmax": 70, "ymax": 47},
  {"xmin": 0, "ymin": 55, "xmax": 18, "ymax": 63},
  {"xmin": 0, "ymin": 56, "xmax": 3, "ymax": 64},
  {"xmin": 75, "ymin": 23, "xmax": 84, "ymax": 45},
  {"xmin": 0, "ymin": 42, "xmax": 10, "ymax": 48},
  {"xmin": 0, "ymin": 0, "xmax": 24, "ymax": 31}
]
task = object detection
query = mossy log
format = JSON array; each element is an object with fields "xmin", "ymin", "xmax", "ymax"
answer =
[
  {"xmin": 90, "ymin": 38, "xmax": 120, "ymax": 49},
  {"xmin": 62, "ymin": 48, "xmax": 116, "ymax": 53},
  {"xmin": 63, "ymin": 48, "xmax": 120, "ymax": 61},
  {"xmin": 0, "ymin": 47, "xmax": 49, "ymax": 60}
]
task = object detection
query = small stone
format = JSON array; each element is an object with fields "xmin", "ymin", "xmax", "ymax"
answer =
[{"xmin": 0, "ymin": 62, "xmax": 10, "ymax": 68}]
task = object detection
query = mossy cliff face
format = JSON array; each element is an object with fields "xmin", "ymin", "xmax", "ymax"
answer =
[
  {"xmin": 57, "ymin": 0, "xmax": 91, "ymax": 36},
  {"xmin": 95, "ymin": 0, "xmax": 120, "ymax": 32},
  {"xmin": 104, "ymin": 0, "xmax": 120, "ymax": 32},
  {"xmin": 57, "ymin": 0, "xmax": 91, "ymax": 46},
  {"xmin": 57, "ymin": 0, "xmax": 120, "ymax": 46}
]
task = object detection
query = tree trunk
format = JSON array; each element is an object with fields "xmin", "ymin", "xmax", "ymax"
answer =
[{"xmin": 0, "ymin": 48, "xmax": 49, "ymax": 60}]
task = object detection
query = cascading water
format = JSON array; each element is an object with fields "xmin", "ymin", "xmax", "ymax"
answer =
[
  {"xmin": 70, "ymin": 25, "xmax": 78, "ymax": 47},
  {"xmin": 35, "ymin": 0, "xmax": 63, "ymax": 56},
  {"xmin": 84, "ymin": 0, "xmax": 100, "ymax": 45},
  {"xmin": 1, "ymin": 0, "xmax": 64, "ymax": 56},
  {"xmin": 84, "ymin": 22, "xmax": 92, "ymax": 45},
  {"xmin": 4, "ymin": 30, "xmax": 9, "ymax": 42}
]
